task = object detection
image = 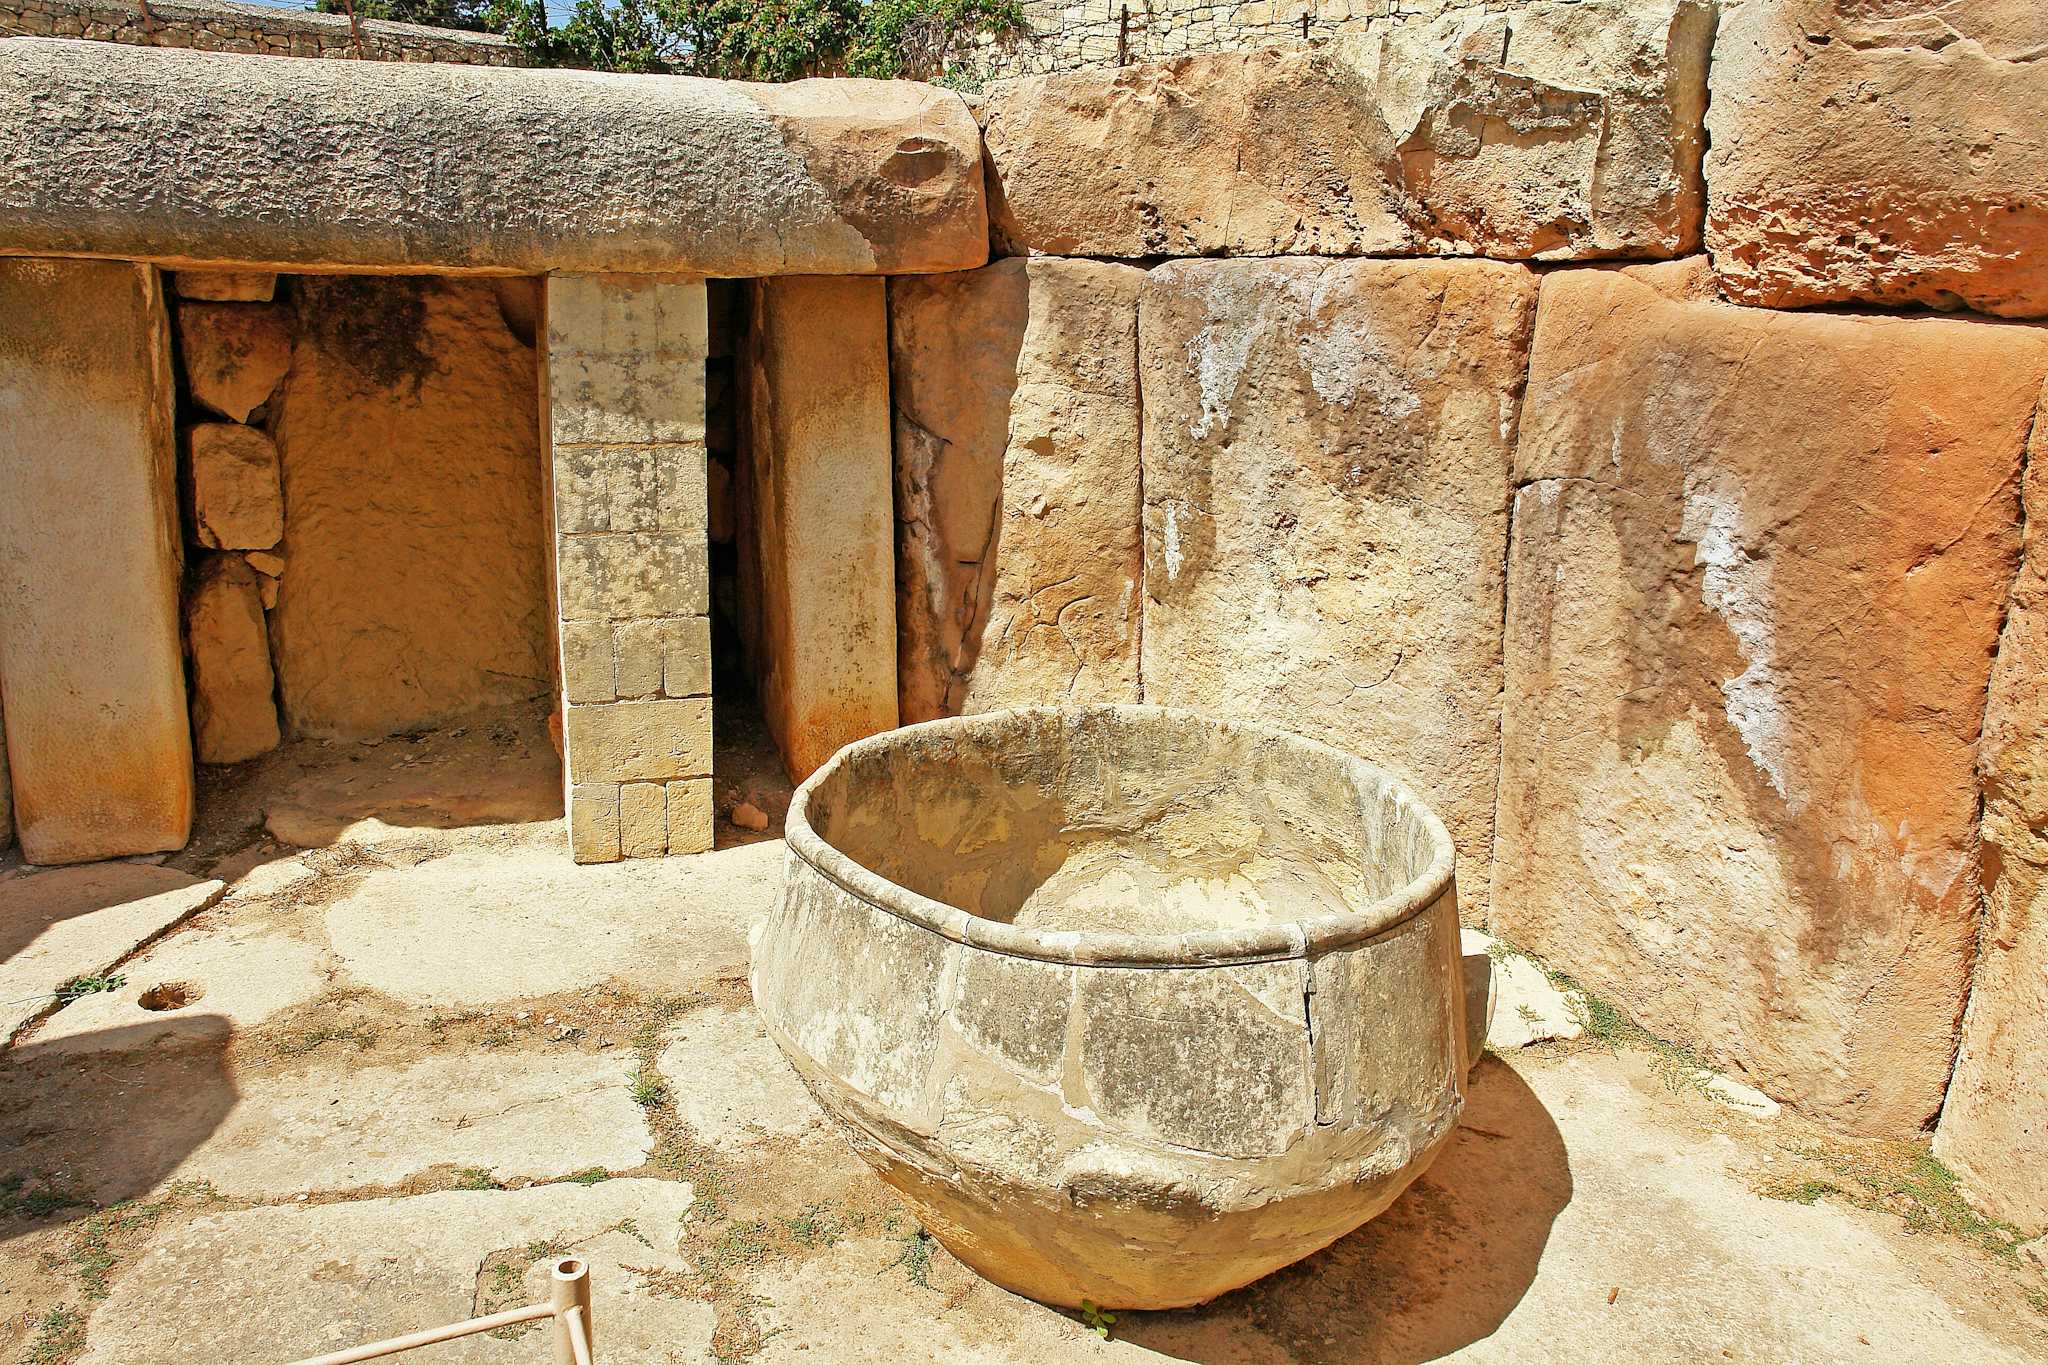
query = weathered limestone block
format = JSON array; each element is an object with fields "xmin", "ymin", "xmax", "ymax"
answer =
[
  {"xmin": 740, "ymin": 276, "xmax": 898, "ymax": 781},
  {"xmin": 1935, "ymin": 378, "xmax": 2048, "ymax": 1229},
  {"xmin": 184, "ymin": 422, "xmax": 282, "ymax": 550},
  {"xmin": 1139, "ymin": 256, "xmax": 1539, "ymax": 923},
  {"xmin": 1495, "ymin": 262, "xmax": 2048, "ymax": 1133},
  {"xmin": 982, "ymin": 0, "xmax": 1712, "ymax": 259},
  {"xmin": 171, "ymin": 269, "xmax": 275, "ymax": 303},
  {"xmin": 269, "ymin": 277, "xmax": 550, "ymax": 739},
  {"xmin": 1706, "ymin": 0, "xmax": 2048, "ymax": 318},
  {"xmin": 888, "ymin": 258, "xmax": 1144, "ymax": 723},
  {"xmin": 0, "ymin": 41, "xmax": 987, "ymax": 276},
  {"xmin": 546, "ymin": 273, "xmax": 713, "ymax": 861},
  {"xmin": 184, "ymin": 554, "xmax": 279, "ymax": 764},
  {"xmin": 0, "ymin": 259, "xmax": 192, "ymax": 863},
  {"xmin": 175, "ymin": 302, "xmax": 291, "ymax": 422}
]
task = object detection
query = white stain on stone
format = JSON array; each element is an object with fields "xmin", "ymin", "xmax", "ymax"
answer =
[
  {"xmin": 1299, "ymin": 273, "xmax": 1421, "ymax": 422},
  {"xmin": 1684, "ymin": 484, "xmax": 1796, "ymax": 809},
  {"xmin": 1183, "ymin": 264, "xmax": 1317, "ymax": 440},
  {"xmin": 1162, "ymin": 502, "xmax": 1185, "ymax": 582}
]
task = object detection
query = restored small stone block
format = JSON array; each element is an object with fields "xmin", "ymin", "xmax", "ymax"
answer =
[
  {"xmin": 568, "ymin": 782, "xmax": 621, "ymax": 863},
  {"xmin": 615, "ymin": 616, "xmax": 711, "ymax": 700},
  {"xmin": 564, "ymin": 697, "xmax": 711, "ymax": 784},
  {"xmin": 556, "ymin": 533, "xmax": 708, "ymax": 623},
  {"xmin": 618, "ymin": 781, "xmax": 668, "ymax": 858},
  {"xmin": 559, "ymin": 619, "xmax": 615, "ymax": 705},
  {"xmin": 550, "ymin": 350, "xmax": 707, "ymax": 447},
  {"xmin": 664, "ymin": 777, "xmax": 713, "ymax": 855}
]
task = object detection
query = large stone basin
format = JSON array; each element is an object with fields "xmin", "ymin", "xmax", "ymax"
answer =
[{"xmin": 749, "ymin": 705, "xmax": 1465, "ymax": 1309}]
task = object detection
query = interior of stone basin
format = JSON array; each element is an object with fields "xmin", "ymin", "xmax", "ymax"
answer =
[{"xmin": 805, "ymin": 710, "xmax": 1443, "ymax": 937}]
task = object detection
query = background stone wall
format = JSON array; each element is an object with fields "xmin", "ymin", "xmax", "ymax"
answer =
[
  {"xmin": 0, "ymin": 0, "xmax": 523, "ymax": 64},
  {"xmin": 978, "ymin": 0, "xmax": 1547, "ymax": 78}
]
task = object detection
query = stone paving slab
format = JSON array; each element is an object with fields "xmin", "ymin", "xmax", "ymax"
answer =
[
  {"xmin": 656, "ymin": 1004, "xmax": 824, "ymax": 1154},
  {"xmin": 0, "ymin": 862, "xmax": 224, "ymax": 1037},
  {"xmin": 29, "ymin": 923, "xmax": 326, "ymax": 1054},
  {"xmin": 176, "ymin": 1049, "xmax": 653, "ymax": 1198},
  {"xmin": 76, "ymin": 1180, "xmax": 711, "ymax": 1365},
  {"xmin": 325, "ymin": 842, "xmax": 775, "ymax": 1007}
]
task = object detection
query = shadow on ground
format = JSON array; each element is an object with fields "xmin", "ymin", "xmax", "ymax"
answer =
[
  {"xmin": 0, "ymin": 1021, "xmax": 238, "ymax": 1228},
  {"xmin": 1122, "ymin": 1056, "xmax": 1571, "ymax": 1364}
]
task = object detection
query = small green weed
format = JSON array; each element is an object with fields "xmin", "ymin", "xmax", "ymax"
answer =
[
  {"xmin": 22, "ymin": 1305, "xmax": 85, "ymax": 1364},
  {"xmin": 0, "ymin": 1174, "xmax": 89, "ymax": 1221},
  {"xmin": 1081, "ymin": 1299, "xmax": 1118, "ymax": 1340},
  {"xmin": 782, "ymin": 1203, "xmax": 844, "ymax": 1249},
  {"xmin": 1757, "ymin": 1178, "xmax": 1842, "ymax": 1206},
  {"xmin": 453, "ymin": 1167, "xmax": 501, "ymax": 1191},
  {"xmin": 631, "ymin": 1073, "xmax": 668, "ymax": 1108},
  {"xmin": 887, "ymin": 1229, "xmax": 936, "ymax": 1290},
  {"xmin": 563, "ymin": 1168, "xmax": 611, "ymax": 1186},
  {"xmin": 56, "ymin": 973, "xmax": 124, "ymax": 1003}
]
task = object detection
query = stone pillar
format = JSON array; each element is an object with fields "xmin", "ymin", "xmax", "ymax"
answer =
[
  {"xmin": 0, "ymin": 258, "xmax": 193, "ymax": 864},
  {"xmin": 544, "ymin": 274, "xmax": 713, "ymax": 863},
  {"xmin": 739, "ymin": 276, "xmax": 898, "ymax": 782}
]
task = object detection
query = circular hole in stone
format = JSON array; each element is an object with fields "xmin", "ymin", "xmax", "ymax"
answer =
[{"xmin": 137, "ymin": 982, "xmax": 203, "ymax": 1012}]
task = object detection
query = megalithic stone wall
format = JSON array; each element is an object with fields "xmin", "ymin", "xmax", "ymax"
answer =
[
  {"xmin": 0, "ymin": 259, "xmax": 194, "ymax": 864},
  {"xmin": 545, "ymin": 275, "xmax": 715, "ymax": 864}
]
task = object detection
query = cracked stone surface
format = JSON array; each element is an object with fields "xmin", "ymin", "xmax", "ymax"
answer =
[{"xmin": 0, "ymin": 862, "xmax": 225, "ymax": 1037}]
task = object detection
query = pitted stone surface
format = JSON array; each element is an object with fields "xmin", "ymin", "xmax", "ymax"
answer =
[
  {"xmin": 655, "ymin": 1004, "xmax": 825, "ymax": 1153},
  {"xmin": 0, "ymin": 40, "xmax": 988, "ymax": 275},
  {"xmin": 982, "ymin": 0, "xmax": 1712, "ymax": 260},
  {"xmin": 1706, "ymin": 0, "xmax": 2048, "ymax": 318}
]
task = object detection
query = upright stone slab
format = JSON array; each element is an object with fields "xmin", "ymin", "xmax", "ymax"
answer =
[
  {"xmin": 546, "ymin": 274, "xmax": 713, "ymax": 862},
  {"xmin": 1706, "ymin": 0, "xmax": 2048, "ymax": 318},
  {"xmin": 889, "ymin": 259, "xmax": 1145, "ymax": 723},
  {"xmin": 740, "ymin": 276, "xmax": 898, "ymax": 781},
  {"xmin": 0, "ymin": 259, "xmax": 192, "ymax": 864},
  {"xmin": 1495, "ymin": 261, "xmax": 2048, "ymax": 1134},
  {"xmin": 1138, "ymin": 257, "xmax": 1540, "ymax": 924},
  {"xmin": 0, "ymin": 685, "xmax": 11, "ymax": 852},
  {"xmin": 1936, "ymin": 378, "xmax": 2048, "ymax": 1228}
]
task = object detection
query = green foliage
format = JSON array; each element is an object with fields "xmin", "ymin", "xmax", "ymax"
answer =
[
  {"xmin": 317, "ymin": 0, "xmax": 500, "ymax": 31},
  {"xmin": 886, "ymin": 1228, "xmax": 936, "ymax": 1289},
  {"xmin": 484, "ymin": 0, "xmax": 1023, "ymax": 83},
  {"xmin": 1080, "ymin": 1299, "xmax": 1118, "ymax": 1340}
]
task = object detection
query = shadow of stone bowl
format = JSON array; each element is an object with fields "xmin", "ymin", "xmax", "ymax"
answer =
[{"xmin": 1114, "ymin": 1054, "xmax": 1572, "ymax": 1364}]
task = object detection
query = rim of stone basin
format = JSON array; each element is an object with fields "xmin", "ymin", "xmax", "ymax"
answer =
[{"xmin": 784, "ymin": 705, "xmax": 1456, "ymax": 968}]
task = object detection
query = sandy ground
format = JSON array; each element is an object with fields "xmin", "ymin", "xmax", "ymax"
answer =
[{"xmin": 2, "ymin": 703, "xmax": 2044, "ymax": 1364}]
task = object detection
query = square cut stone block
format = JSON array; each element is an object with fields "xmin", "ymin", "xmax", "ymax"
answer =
[
  {"xmin": 564, "ymin": 698, "xmax": 711, "ymax": 785},
  {"xmin": 605, "ymin": 443, "xmax": 708, "ymax": 534},
  {"xmin": 568, "ymin": 782, "xmax": 621, "ymax": 863},
  {"xmin": 556, "ymin": 534, "xmax": 708, "ymax": 623},
  {"xmin": 619, "ymin": 781, "xmax": 669, "ymax": 858},
  {"xmin": 550, "ymin": 348, "xmax": 708, "ymax": 447},
  {"xmin": 551, "ymin": 445, "xmax": 611, "ymax": 535},
  {"xmin": 546, "ymin": 273, "xmax": 708, "ymax": 361},
  {"xmin": 615, "ymin": 616, "xmax": 711, "ymax": 700},
  {"xmin": 560, "ymin": 619, "xmax": 616, "ymax": 705},
  {"xmin": 665, "ymin": 778, "xmax": 713, "ymax": 855}
]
